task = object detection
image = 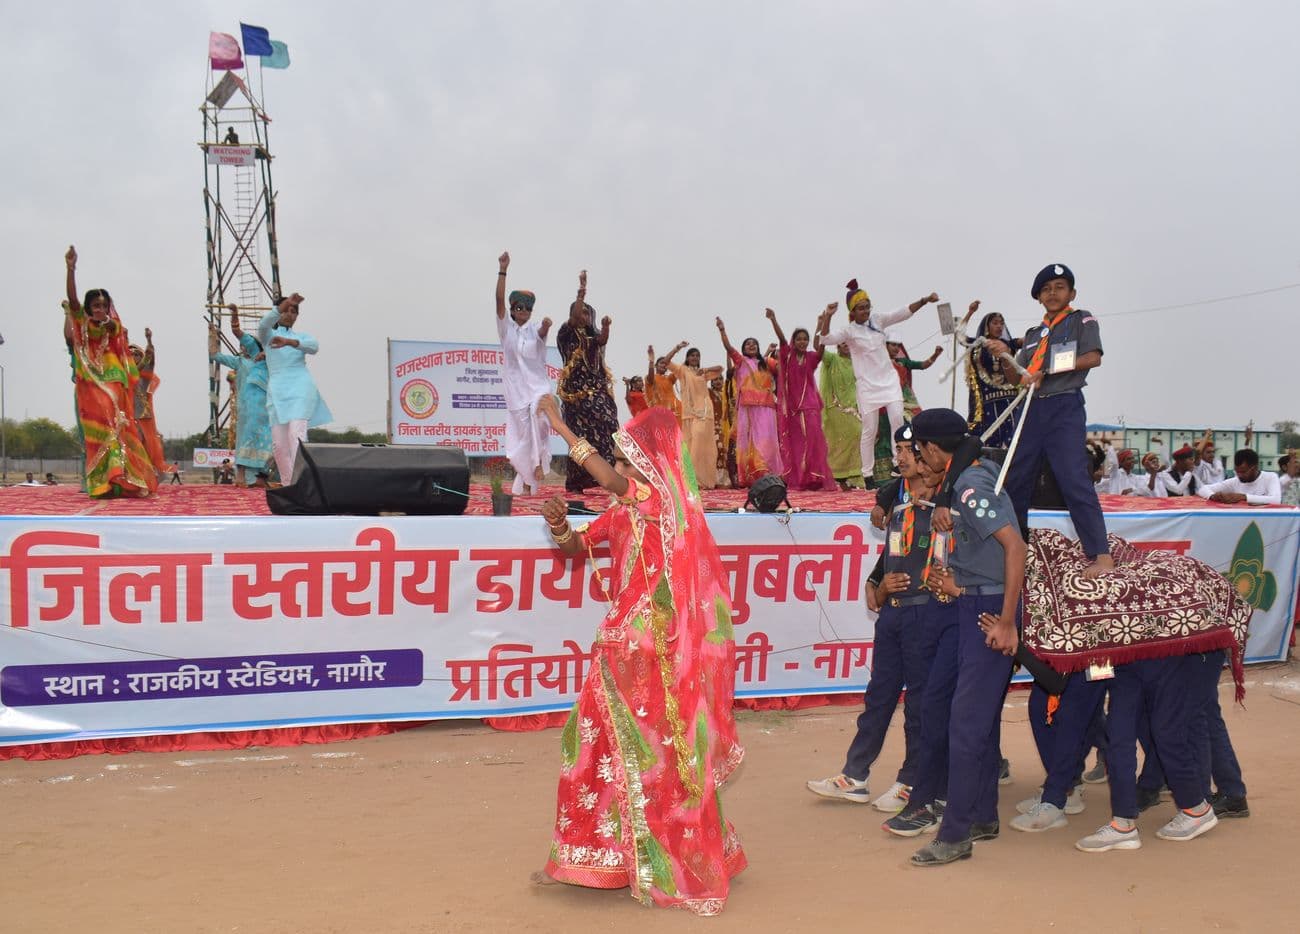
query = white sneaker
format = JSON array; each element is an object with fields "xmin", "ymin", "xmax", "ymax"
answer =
[
  {"xmin": 806, "ymin": 773, "xmax": 870, "ymax": 803},
  {"xmin": 1016, "ymin": 786, "xmax": 1085, "ymax": 815},
  {"xmin": 1065, "ymin": 786, "xmax": 1086, "ymax": 815},
  {"xmin": 871, "ymin": 781, "xmax": 912, "ymax": 813},
  {"xmin": 1010, "ymin": 801, "xmax": 1067, "ymax": 833},
  {"xmin": 1156, "ymin": 806, "xmax": 1218, "ymax": 842},
  {"xmin": 1076, "ymin": 821, "xmax": 1141, "ymax": 852}
]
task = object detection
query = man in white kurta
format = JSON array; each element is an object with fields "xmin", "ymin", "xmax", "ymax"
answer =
[
  {"xmin": 1197, "ymin": 448, "xmax": 1281, "ymax": 505},
  {"xmin": 1193, "ymin": 441, "xmax": 1226, "ymax": 487},
  {"xmin": 495, "ymin": 252, "xmax": 553, "ymax": 495},
  {"xmin": 258, "ymin": 293, "xmax": 333, "ymax": 483},
  {"xmin": 820, "ymin": 284, "xmax": 940, "ymax": 486}
]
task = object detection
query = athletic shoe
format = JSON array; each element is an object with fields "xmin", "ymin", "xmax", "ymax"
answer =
[
  {"xmin": 910, "ymin": 838, "xmax": 972, "ymax": 867},
  {"xmin": 1136, "ymin": 786, "xmax": 1162, "ymax": 813},
  {"xmin": 1076, "ymin": 821, "xmax": 1142, "ymax": 852},
  {"xmin": 970, "ymin": 821, "xmax": 1000, "ymax": 842},
  {"xmin": 1010, "ymin": 801, "xmax": 1067, "ymax": 833},
  {"xmin": 998, "ymin": 757, "xmax": 1012, "ymax": 785},
  {"xmin": 1209, "ymin": 792, "xmax": 1250, "ymax": 819},
  {"xmin": 1156, "ymin": 805, "xmax": 1219, "ymax": 842},
  {"xmin": 1064, "ymin": 786, "xmax": 1086, "ymax": 814},
  {"xmin": 872, "ymin": 781, "xmax": 912, "ymax": 813},
  {"xmin": 1016, "ymin": 786, "xmax": 1085, "ymax": 816},
  {"xmin": 1081, "ymin": 758, "xmax": 1107, "ymax": 784},
  {"xmin": 806, "ymin": 773, "xmax": 870, "ymax": 803},
  {"xmin": 883, "ymin": 804, "xmax": 939, "ymax": 837}
]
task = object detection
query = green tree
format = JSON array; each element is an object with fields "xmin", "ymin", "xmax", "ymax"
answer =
[
  {"xmin": 1273, "ymin": 420, "xmax": 1300, "ymax": 451},
  {"xmin": 2, "ymin": 418, "xmax": 32, "ymax": 458},
  {"xmin": 24, "ymin": 418, "xmax": 80, "ymax": 458}
]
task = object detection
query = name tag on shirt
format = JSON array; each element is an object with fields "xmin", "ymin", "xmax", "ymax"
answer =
[
  {"xmin": 888, "ymin": 531, "xmax": 903, "ymax": 556},
  {"xmin": 1050, "ymin": 341, "xmax": 1077, "ymax": 374},
  {"xmin": 1086, "ymin": 661, "xmax": 1115, "ymax": 681}
]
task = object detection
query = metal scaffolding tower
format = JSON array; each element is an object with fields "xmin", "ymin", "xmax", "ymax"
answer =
[{"xmin": 199, "ymin": 69, "xmax": 283, "ymax": 445}]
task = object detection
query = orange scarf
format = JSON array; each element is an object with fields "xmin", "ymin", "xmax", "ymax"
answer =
[{"xmin": 1026, "ymin": 307, "xmax": 1072, "ymax": 375}]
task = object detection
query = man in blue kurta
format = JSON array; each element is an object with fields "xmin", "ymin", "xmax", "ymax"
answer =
[{"xmin": 258, "ymin": 293, "xmax": 332, "ymax": 482}]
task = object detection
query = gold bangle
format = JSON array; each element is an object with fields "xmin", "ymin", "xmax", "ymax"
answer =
[
  {"xmin": 551, "ymin": 525, "xmax": 574, "ymax": 545},
  {"xmin": 569, "ymin": 438, "xmax": 596, "ymax": 466}
]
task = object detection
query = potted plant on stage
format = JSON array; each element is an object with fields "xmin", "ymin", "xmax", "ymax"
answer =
[{"xmin": 486, "ymin": 457, "xmax": 514, "ymax": 516}]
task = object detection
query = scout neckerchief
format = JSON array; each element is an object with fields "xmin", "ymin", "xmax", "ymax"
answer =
[
  {"xmin": 898, "ymin": 479, "xmax": 946, "ymax": 586},
  {"xmin": 1025, "ymin": 306, "xmax": 1073, "ymax": 375}
]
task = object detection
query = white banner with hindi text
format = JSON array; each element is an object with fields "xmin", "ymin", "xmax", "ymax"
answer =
[{"xmin": 0, "ymin": 507, "xmax": 1294, "ymax": 745}]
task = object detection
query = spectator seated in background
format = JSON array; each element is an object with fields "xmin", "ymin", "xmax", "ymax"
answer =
[
  {"xmin": 1193, "ymin": 433, "xmax": 1225, "ymax": 487},
  {"xmin": 1197, "ymin": 448, "xmax": 1280, "ymax": 505},
  {"xmin": 1159, "ymin": 445, "xmax": 1198, "ymax": 496},
  {"xmin": 1107, "ymin": 448, "xmax": 1138, "ymax": 495},
  {"xmin": 216, "ymin": 459, "xmax": 236, "ymax": 485},
  {"xmin": 1277, "ymin": 453, "xmax": 1299, "ymax": 505},
  {"xmin": 18, "ymin": 472, "xmax": 42, "ymax": 487},
  {"xmin": 1133, "ymin": 452, "xmax": 1167, "ymax": 497},
  {"xmin": 1091, "ymin": 442, "xmax": 1115, "ymax": 494},
  {"xmin": 43, "ymin": 473, "xmax": 58, "ymax": 485}
]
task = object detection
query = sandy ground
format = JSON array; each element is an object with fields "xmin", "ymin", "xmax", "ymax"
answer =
[{"xmin": 5, "ymin": 663, "xmax": 1299, "ymax": 934}]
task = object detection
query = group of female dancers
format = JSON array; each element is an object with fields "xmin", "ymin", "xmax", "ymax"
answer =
[{"xmin": 497, "ymin": 255, "xmax": 1024, "ymax": 498}]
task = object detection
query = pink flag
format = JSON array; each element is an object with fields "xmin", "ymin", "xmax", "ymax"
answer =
[{"xmin": 209, "ymin": 31, "xmax": 243, "ymax": 70}]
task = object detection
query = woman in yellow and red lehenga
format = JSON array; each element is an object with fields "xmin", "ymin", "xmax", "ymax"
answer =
[
  {"xmin": 535, "ymin": 396, "xmax": 746, "ymax": 916},
  {"xmin": 129, "ymin": 328, "xmax": 167, "ymax": 477},
  {"xmin": 62, "ymin": 245, "xmax": 157, "ymax": 498}
]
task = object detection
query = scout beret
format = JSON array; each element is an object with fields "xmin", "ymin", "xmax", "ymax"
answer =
[
  {"xmin": 911, "ymin": 408, "xmax": 969, "ymax": 442},
  {"xmin": 1031, "ymin": 263, "xmax": 1075, "ymax": 299}
]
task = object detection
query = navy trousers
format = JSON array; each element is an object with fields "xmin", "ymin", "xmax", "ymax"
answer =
[
  {"xmin": 1085, "ymin": 700, "xmax": 1107, "ymax": 761},
  {"xmin": 1195, "ymin": 652, "xmax": 1246, "ymax": 798},
  {"xmin": 1136, "ymin": 704, "xmax": 1166, "ymax": 793},
  {"xmin": 1027, "ymin": 673, "xmax": 1108, "ymax": 807},
  {"xmin": 1106, "ymin": 653, "xmax": 1222, "ymax": 817},
  {"xmin": 842, "ymin": 601, "xmax": 939, "ymax": 785},
  {"xmin": 1003, "ymin": 390, "xmax": 1109, "ymax": 560},
  {"xmin": 936, "ymin": 594, "xmax": 1014, "ymax": 844},
  {"xmin": 899, "ymin": 600, "xmax": 959, "ymax": 808}
]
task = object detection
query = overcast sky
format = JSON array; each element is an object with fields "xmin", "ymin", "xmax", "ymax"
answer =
[{"xmin": 3, "ymin": 1, "xmax": 1297, "ymax": 439}]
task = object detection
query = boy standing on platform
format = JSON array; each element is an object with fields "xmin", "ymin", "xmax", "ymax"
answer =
[
  {"xmin": 984, "ymin": 264, "xmax": 1112, "ymax": 577},
  {"xmin": 909, "ymin": 409, "xmax": 1024, "ymax": 867}
]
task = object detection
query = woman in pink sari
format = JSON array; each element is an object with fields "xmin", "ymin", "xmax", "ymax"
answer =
[
  {"xmin": 715, "ymin": 316, "xmax": 782, "ymax": 486},
  {"xmin": 767, "ymin": 306, "xmax": 836, "ymax": 491},
  {"xmin": 535, "ymin": 395, "xmax": 746, "ymax": 915}
]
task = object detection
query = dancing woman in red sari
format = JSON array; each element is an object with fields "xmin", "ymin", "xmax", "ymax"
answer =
[
  {"xmin": 535, "ymin": 395, "xmax": 746, "ymax": 916},
  {"xmin": 62, "ymin": 245, "xmax": 157, "ymax": 499}
]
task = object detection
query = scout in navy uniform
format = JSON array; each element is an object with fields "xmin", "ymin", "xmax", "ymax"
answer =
[
  {"xmin": 806, "ymin": 424, "xmax": 943, "ymax": 812},
  {"xmin": 908, "ymin": 408, "xmax": 1024, "ymax": 866},
  {"xmin": 1076, "ymin": 650, "xmax": 1224, "ymax": 852},
  {"xmin": 983, "ymin": 263, "xmax": 1113, "ymax": 578}
]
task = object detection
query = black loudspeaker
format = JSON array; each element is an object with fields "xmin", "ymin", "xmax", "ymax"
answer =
[
  {"xmin": 266, "ymin": 443, "xmax": 470, "ymax": 516},
  {"xmin": 745, "ymin": 474, "xmax": 791, "ymax": 513}
]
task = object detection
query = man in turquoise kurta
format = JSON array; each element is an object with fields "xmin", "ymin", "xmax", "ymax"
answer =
[{"xmin": 258, "ymin": 293, "xmax": 332, "ymax": 482}]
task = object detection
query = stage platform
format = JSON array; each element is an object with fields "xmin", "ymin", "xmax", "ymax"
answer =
[{"xmin": 0, "ymin": 481, "xmax": 1249, "ymax": 518}]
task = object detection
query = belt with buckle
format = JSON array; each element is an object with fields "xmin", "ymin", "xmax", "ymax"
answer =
[
  {"xmin": 962, "ymin": 584, "xmax": 1005, "ymax": 596},
  {"xmin": 887, "ymin": 594, "xmax": 931, "ymax": 608}
]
